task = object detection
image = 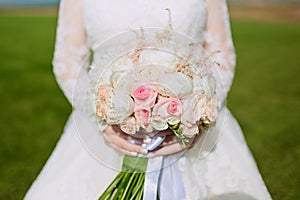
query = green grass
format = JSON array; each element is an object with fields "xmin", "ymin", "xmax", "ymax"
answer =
[
  {"xmin": 228, "ymin": 20, "xmax": 300, "ymax": 200},
  {"xmin": 0, "ymin": 15, "xmax": 299, "ymax": 199},
  {"xmin": 0, "ymin": 16, "xmax": 71, "ymax": 199}
]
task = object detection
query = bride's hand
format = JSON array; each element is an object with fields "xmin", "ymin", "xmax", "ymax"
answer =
[
  {"xmin": 103, "ymin": 125, "xmax": 148, "ymax": 156},
  {"xmin": 147, "ymin": 127, "xmax": 203, "ymax": 158}
]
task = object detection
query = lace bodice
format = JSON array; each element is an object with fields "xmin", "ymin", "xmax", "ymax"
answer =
[{"xmin": 53, "ymin": 0, "xmax": 236, "ymax": 113}]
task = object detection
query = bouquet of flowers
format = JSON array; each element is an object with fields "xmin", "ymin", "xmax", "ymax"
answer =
[
  {"xmin": 73, "ymin": 25, "xmax": 224, "ymax": 200},
  {"xmin": 96, "ymin": 64, "xmax": 219, "ymax": 144},
  {"xmin": 96, "ymin": 61, "xmax": 219, "ymax": 199}
]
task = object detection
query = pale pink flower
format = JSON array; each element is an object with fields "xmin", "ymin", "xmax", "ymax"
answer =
[
  {"xmin": 96, "ymin": 103, "xmax": 106, "ymax": 120},
  {"xmin": 132, "ymin": 85, "xmax": 158, "ymax": 108},
  {"xmin": 181, "ymin": 95, "xmax": 206, "ymax": 127},
  {"xmin": 98, "ymin": 85, "xmax": 112, "ymax": 102},
  {"xmin": 135, "ymin": 108, "xmax": 151, "ymax": 129},
  {"xmin": 96, "ymin": 85, "xmax": 113, "ymax": 120},
  {"xmin": 203, "ymin": 98, "xmax": 220, "ymax": 122},
  {"xmin": 153, "ymin": 98, "xmax": 183, "ymax": 119}
]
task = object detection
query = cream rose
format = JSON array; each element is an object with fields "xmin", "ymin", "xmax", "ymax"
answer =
[
  {"xmin": 105, "ymin": 92, "xmax": 134, "ymax": 124},
  {"xmin": 120, "ymin": 116, "xmax": 137, "ymax": 135},
  {"xmin": 151, "ymin": 117, "xmax": 168, "ymax": 131},
  {"xmin": 193, "ymin": 74, "xmax": 216, "ymax": 97},
  {"xmin": 181, "ymin": 124, "xmax": 199, "ymax": 138},
  {"xmin": 181, "ymin": 94, "xmax": 206, "ymax": 127},
  {"xmin": 157, "ymin": 72, "xmax": 193, "ymax": 98},
  {"xmin": 131, "ymin": 65, "xmax": 171, "ymax": 83},
  {"xmin": 96, "ymin": 85, "xmax": 113, "ymax": 120},
  {"xmin": 203, "ymin": 97, "xmax": 220, "ymax": 122},
  {"xmin": 110, "ymin": 71, "xmax": 128, "ymax": 88}
]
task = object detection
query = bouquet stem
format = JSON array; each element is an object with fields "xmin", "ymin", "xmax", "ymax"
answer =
[{"xmin": 99, "ymin": 156, "xmax": 148, "ymax": 200}]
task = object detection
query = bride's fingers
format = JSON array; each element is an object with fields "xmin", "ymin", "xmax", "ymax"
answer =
[
  {"xmin": 109, "ymin": 125, "xmax": 144, "ymax": 143},
  {"xmin": 147, "ymin": 143, "xmax": 186, "ymax": 158},
  {"xmin": 103, "ymin": 125, "xmax": 148, "ymax": 154},
  {"xmin": 160, "ymin": 135, "xmax": 179, "ymax": 147},
  {"xmin": 103, "ymin": 132, "xmax": 148, "ymax": 155},
  {"xmin": 106, "ymin": 141, "xmax": 142, "ymax": 157}
]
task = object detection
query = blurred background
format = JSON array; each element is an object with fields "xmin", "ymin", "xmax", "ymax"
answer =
[{"xmin": 0, "ymin": 0, "xmax": 299, "ymax": 199}]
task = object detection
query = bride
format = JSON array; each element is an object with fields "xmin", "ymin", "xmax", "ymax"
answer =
[{"xmin": 25, "ymin": 0, "xmax": 272, "ymax": 199}]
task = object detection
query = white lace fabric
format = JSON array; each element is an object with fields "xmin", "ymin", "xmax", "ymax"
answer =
[
  {"xmin": 52, "ymin": 0, "xmax": 90, "ymax": 112},
  {"xmin": 204, "ymin": 0, "xmax": 236, "ymax": 105},
  {"xmin": 25, "ymin": 0, "xmax": 272, "ymax": 199}
]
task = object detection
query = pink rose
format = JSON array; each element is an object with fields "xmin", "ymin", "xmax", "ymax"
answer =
[
  {"xmin": 135, "ymin": 108, "xmax": 151, "ymax": 129},
  {"xmin": 153, "ymin": 98, "xmax": 183, "ymax": 119},
  {"xmin": 132, "ymin": 85, "xmax": 157, "ymax": 108},
  {"xmin": 133, "ymin": 86, "xmax": 151, "ymax": 100}
]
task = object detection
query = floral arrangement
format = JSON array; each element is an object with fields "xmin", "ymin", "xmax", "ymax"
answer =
[
  {"xmin": 96, "ymin": 61, "xmax": 220, "ymax": 199},
  {"xmin": 96, "ymin": 64, "xmax": 219, "ymax": 147}
]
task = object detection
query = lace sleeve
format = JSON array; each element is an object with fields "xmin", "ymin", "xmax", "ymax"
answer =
[
  {"xmin": 204, "ymin": 0, "xmax": 236, "ymax": 105},
  {"xmin": 52, "ymin": 0, "xmax": 90, "ymax": 112}
]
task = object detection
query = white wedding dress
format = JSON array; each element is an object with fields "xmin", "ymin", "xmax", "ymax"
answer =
[{"xmin": 25, "ymin": 0, "xmax": 272, "ymax": 199}]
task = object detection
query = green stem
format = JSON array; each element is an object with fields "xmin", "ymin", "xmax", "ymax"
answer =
[
  {"xmin": 121, "ymin": 171, "xmax": 137, "ymax": 200},
  {"xmin": 113, "ymin": 172, "xmax": 132, "ymax": 200},
  {"xmin": 99, "ymin": 156, "xmax": 149, "ymax": 200},
  {"xmin": 169, "ymin": 124, "xmax": 189, "ymax": 148},
  {"xmin": 125, "ymin": 172, "xmax": 140, "ymax": 200},
  {"xmin": 136, "ymin": 180, "xmax": 144, "ymax": 200},
  {"xmin": 129, "ymin": 173, "xmax": 145, "ymax": 200},
  {"xmin": 98, "ymin": 171, "xmax": 125, "ymax": 200}
]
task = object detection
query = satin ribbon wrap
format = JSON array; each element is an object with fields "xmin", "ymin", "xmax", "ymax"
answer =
[{"xmin": 143, "ymin": 155, "xmax": 186, "ymax": 200}]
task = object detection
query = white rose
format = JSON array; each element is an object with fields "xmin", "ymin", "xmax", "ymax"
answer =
[
  {"xmin": 105, "ymin": 92, "xmax": 134, "ymax": 124},
  {"xmin": 166, "ymin": 117, "xmax": 180, "ymax": 125},
  {"xmin": 114, "ymin": 73, "xmax": 134, "ymax": 95},
  {"xmin": 151, "ymin": 117, "xmax": 168, "ymax": 131},
  {"xmin": 203, "ymin": 97, "xmax": 220, "ymax": 122},
  {"xmin": 181, "ymin": 94, "xmax": 206, "ymax": 127},
  {"xmin": 193, "ymin": 74, "xmax": 216, "ymax": 97},
  {"xmin": 132, "ymin": 65, "xmax": 171, "ymax": 83},
  {"xmin": 158, "ymin": 73, "xmax": 193, "ymax": 98},
  {"xmin": 110, "ymin": 71, "xmax": 128, "ymax": 88},
  {"xmin": 193, "ymin": 76, "xmax": 205, "ymax": 94},
  {"xmin": 202, "ymin": 74, "xmax": 216, "ymax": 97},
  {"xmin": 120, "ymin": 116, "xmax": 137, "ymax": 135},
  {"xmin": 181, "ymin": 124, "xmax": 199, "ymax": 138}
]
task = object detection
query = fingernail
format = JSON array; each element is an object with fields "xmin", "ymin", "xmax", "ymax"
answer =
[
  {"xmin": 129, "ymin": 152, "xmax": 138, "ymax": 157},
  {"xmin": 137, "ymin": 154, "xmax": 147, "ymax": 158},
  {"xmin": 141, "ymin": 148, "xmax": 148, "ymax": 155},
  {"xmin": 143, "ymin": 137, "xmax": 152, "ymax": 144}
]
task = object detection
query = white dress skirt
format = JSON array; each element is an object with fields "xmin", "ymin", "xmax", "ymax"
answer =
[{"xmin": 25, "ymin": 0, "xmax": 272, "ymax": 199}]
